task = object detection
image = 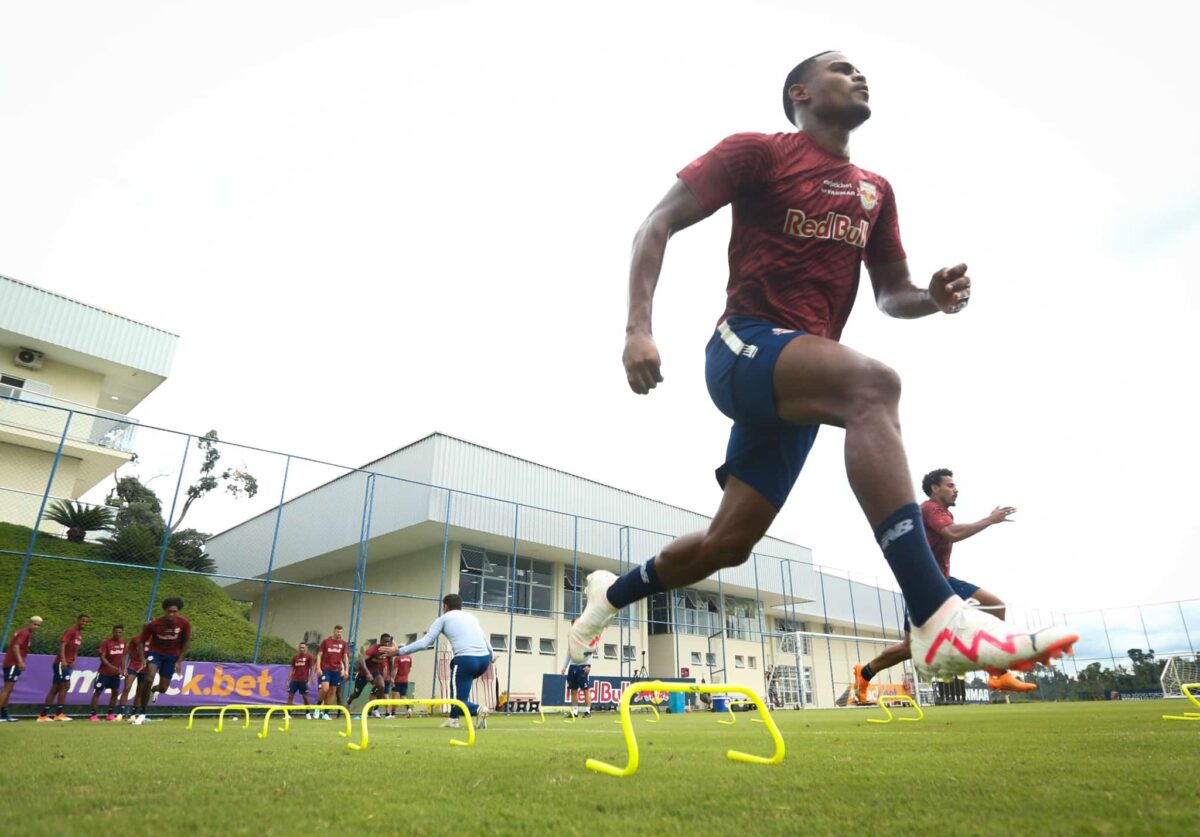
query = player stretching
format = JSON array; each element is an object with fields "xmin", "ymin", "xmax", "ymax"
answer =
[
  {"xmin": 132, "ymin": 598, "xmax": 191, "ymax": 725},
  {"xmin": 570, "ymin": 52, "xmax": 1077, "ymax": 681},
  {"xmin": 316, "ymin": 625, "xmax": 349, "ymax": 719},
  {"xmin": 386, "ymin": 648, "xmax": 414, "ymax": 718},
  {"xmin": 286, "ymin": 641, "xmax": 316, "ymax": 718},
  {"xmin": 853, "ymin": 469, "xmax": 1038, "ymax": 701},
  {"xmin": 39, "ymin": 614, "xmax": 89, "ymax": 721},
  {"xmin": 119, "ymin": 638, "xmax": 149, "ymax": 720},
  {"xmin": 89, "ymin": 624, "xmax": 127, "ymax": 721},
  {"xmin": 560, "ymin": 652, "xmax": 593, "ymax": 717},
  {"xmin": 0, "ymin": 615, "xmax": 42, "ymax": 722},
  {"xmin": 393, "ymin": 594, "xmax": 492, "ymax": 729}
]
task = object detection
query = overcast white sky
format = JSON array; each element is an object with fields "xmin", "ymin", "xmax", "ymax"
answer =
[{"xmin": 3, "ymin": 1, "xmax": 1197, "ymax": 620}]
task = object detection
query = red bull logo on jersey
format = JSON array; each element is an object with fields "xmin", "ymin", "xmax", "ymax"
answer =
[
  {"xmin": 782, "ymin": 209, "xmax": 868, "ymax": 248},
  {"xmin": 858, "ymin": 181, "xmax": 879, "ymax": 211}
]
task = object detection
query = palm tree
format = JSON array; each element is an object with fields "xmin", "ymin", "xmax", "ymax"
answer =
[{"xmin": 44, "ymin": 500, "xmax": 115, "ymax": 543}]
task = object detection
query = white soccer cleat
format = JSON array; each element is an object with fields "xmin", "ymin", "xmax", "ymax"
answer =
[
  {"xmin": 439, "ymin": 717, "xmax": 460, "ymax": 729},
  {"xmin": 911, "ymin": 597, "xmax": 1079, "ymax": 680},
  {"xmin": 476, "ymin": 706, "xmax": 489, "ymax": 729},
  {"xmin": 568, "ymin": 570, "xmax": 618, "ymax": 663}
]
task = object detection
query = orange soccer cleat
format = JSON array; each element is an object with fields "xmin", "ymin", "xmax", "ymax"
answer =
[
  {"xmin": 988, "ymin": 671, "xmax": 1038, "ymax": 692},
  {"xmin": 852, "ymin": 664, "xmax": 871, "ymax": 705}
]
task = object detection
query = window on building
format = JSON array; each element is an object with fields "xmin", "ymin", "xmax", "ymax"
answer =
[
  {"xmin": 778, "ymin": 619, "xmax": 812, "ymax": 655},
  {"xmin": 622, "ymin": 645, "xmax": 635, "ymax": 661},
  {"xmin": 604, "ymin": 644, "xmax": 618, "ymax": 660},
  {"xmin": 460, "ymin": 545, "xmax": 553, "ymax": 616},
  {"xmin": 515, "ymin": 636, "xmax": 533, "ymax": 654},
  {"xmin": 748, "ymin": 656, "xmax": 757, "ymax": 669},
  {"xmin": 539, "ymin": 638, "xmax": 556, "ymax": 655},
  {"xmin": 0, "ymin": 374, "xmax": 23, "ymax": 401},
  {"xmin": 690, "ymin": 651, "xmax": 702, "ymax": 665},
  {"xmin": 490, "ymin": 634, "xmax": 508, "ymax": 651},
  {"xmin": 406, "ymin": 633, "xmax": 418, "ymax": 645},
  {"xmin": 735, "ymin": 655, "xmax": 745, "ymax": 668},
  {"xmin": 0, "ymin": 374, "xmax": 51, "ymax": 409},
  {"xmin": 705, "ymin": 652, "xmax": 716, "ymax": 666}
]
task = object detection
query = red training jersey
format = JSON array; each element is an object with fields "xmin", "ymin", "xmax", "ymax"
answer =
[
  {"xmin": 921, "ymin": 499, "xmax": 955, "ymax": 578},
  {"xmin": 319, "ymin": 638, "xmax": 348, "ymax": 671},
  {"xmin": 391, "ymin": 655, "xmax": 413, "ymax": 682},
  {"xmin": 363, "ymin": 644, "xmax": 387, "ymax": 675},
  {"xmin": 54, "ymin": 626, "xmax": 84, "ymax": 665},
  {"xmin": 678, "ymin": 131, "xmax": 906, "ymax": 340},
  {"xmin": 138, "ymin": 616, "xmax": 192, "ymax": 657},
  {"xmin": 98, "ymin": 638, "xmax": 126, "ymax": 674},
  {"xmin": 290, "ymin": 652, "xmax": 314, "ymax": 682},
  {"xmin": 3, "ymin": 628, "xmax": 32, "ymax": 668},
  {"xmin": 125, "ymin": 641, "xmax": 148, "ymax": 673}
]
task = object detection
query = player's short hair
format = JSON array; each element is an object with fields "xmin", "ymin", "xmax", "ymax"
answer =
[
  {"xmin": 298, "ymin": 640, "xmax": 308, "ymax": 647},
  {"xmin": 30, "ymin": 615, "xmax": 43, "ymax": 624},
  {"xmin": 922, "ymin": 468, "xmax": 954, "ymax": 497},
  {"xmin": 334, "ymin": 624, "xmax": 343, "ymax": 630},
  {"xmin": 380, "ymin": 633, "xmax": 393, "ymax": 643},
  {"xmin": 782, "ymin": 50, "xmax": 839, "ymax": 125},
  {"xmin": 113, "ymin": 624, "xmax": 124, "ymax": 631},
  {"xmin": 162, "ymin": 597, "xmax": 184, "ymax": 611},
  {"xmin": 78, "ymin": 613, "xmax": 89, "ymax": 619},
  {"xmin": 443, "ymin": 593, "xmax": 463, "ymax": 611}
]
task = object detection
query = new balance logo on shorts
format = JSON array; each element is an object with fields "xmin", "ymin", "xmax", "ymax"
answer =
[{"xmin": 878, "ymin": 518, "xmax": 914, "ymax": 550}]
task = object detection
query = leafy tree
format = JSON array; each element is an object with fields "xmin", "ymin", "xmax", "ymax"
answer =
[
  {"xmin": 107, "ymin": 475, "xmax": 166, "ymax": 538},
  {"xmin": 96, "ymin": 525, "xmax": 162, "ymax": 566},
  {"xmin": 44, "ymin": 500, "xmax": 114, "ymax": 543},
  {"xmin": 169, "ymin": 430, "xmax": 259, "ymax": 532},
  {"xmin": 169, "ymin": 528, "xmax": 217, "ymax": 573}
]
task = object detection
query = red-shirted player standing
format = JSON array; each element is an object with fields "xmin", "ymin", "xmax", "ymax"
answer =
[
  {"xmin": 568, "ymin": 51, "xmax": 1077, "ymax": 681},
  {"xmin": 387, "ymin": 651, "xmax": 414, "ymax": 718},
  {"xmin": 316, "ymin": 625, "xmax": 349, "ymax": 718},
  {"xmin": 119, "ymin": 637, "xmax": 149, "ymax": 720},
  {"xmin": 286, "ymin": 641, "xmax": 316, "ymax": 717},
  {"xmin": 853, "ymin": 468, "xmax": 1036, "ymax": 701},
  {"xmin": 0, "ymin": 615, "xmax": 43, "ymax": 722},
  {"xmin": 132, "ymin": 597, "xmax": 191, "ymax": 725},
  {"xmin": 89, "ymin": 624, "xmax": 127, "ymax": 721},
  {"xmin": 39, "ymin": 614, "xmax": 89, "ymax": 721}
]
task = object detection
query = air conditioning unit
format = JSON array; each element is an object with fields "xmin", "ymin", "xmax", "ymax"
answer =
[{"xmin": 14, "ymin": 347, "xmax": 44, "ymax": 370}]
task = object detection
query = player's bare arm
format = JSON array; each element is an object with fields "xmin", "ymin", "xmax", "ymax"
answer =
[
  {"xmin": 624, "ymin": 180, "xmax": 714, "ymax": 395},
  {"xmin": 868, "ymin": 260, "xmax": 971, "ymax": 318},
  {"xmin": 934, "ymin": 506, "xmax": 1016, "ymax": 543}
]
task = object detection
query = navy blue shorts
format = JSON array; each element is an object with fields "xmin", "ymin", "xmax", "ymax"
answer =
[
  {"xmin": 94, "ymin": 674, "xmax": 121, "ymax": 692},
  {"xmin": 145, "ymin": 653, "xmax": 179, "ymax": 682},
  {"xmin": 52, "ymin": 663, "xmax": 73, "ymax": 684},
  {"xmin": 126, "ymin": 669, "xmax": 144, "ymax": 684},
  {"xmin": 2, "ymin": 665, "xmax": 20, "ymax": 683},
  {"xmin": 705, "ymin": 317, "xmax": 820, "ymax": 510},
  {"xmin": 319, "ymin": 669, "xmax": 343, "ymax": 687},
  {"xmin": 390, "ymin": 682, "xmax": 409, "ymax": 697},
  {"xmin": 566, "ymin": 666, "xmax": 591, "ymax": 691},
  {"xmin": 903, "ymin": 577, "xmax": 981, "ymax": 631},
  {"xmin": 288, "ymin": 680, "xmax": 309, "ymax": 695}
]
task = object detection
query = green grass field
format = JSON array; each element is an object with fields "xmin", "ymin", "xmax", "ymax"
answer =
[{"xmin": 0, "ymin": 700, "xmax": 1195, "ymax": 836}]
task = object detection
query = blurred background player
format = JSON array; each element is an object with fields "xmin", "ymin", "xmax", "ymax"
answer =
[
  {"xmin": 348, "ymin": 635, "xmax": 394, "ymax": 717},
  {"xmin": 89, "ymin": 624, "xmax": 126, "ymax": 722},
  {"xmin": 0, "ymin": 615, "xmax": 42, "ymax": 722},
  {"xmin": 287, "ymin": 640, "xmax": 316, "ymax": 718},
  {"xmin": 39, "ymin": 613, "xmax": 89, "ymax": 721},
  {"xmin": 119, "ymin": 637, "xmax": 149, "ymax": 720},
  {"xmin": 560, "ymin": 651, "xmax": 593, "ymax": 717},
  {"xmin": 853, "ymin": 468, "xmax": 1036, "ymax": 702},
  {"xmin": 316, "ymin": 625, "xmax": 349, "ymax": 719},
  {"xmin": 132, "ymin": 598, "xmax": 191, "ymax": 725},
  {"xmin": 393, "ymin": 594, "xmax": 492, "ymax": 729},
  {"xmin": 386, "ymin": 648, "xmax": 413, "ymax": 718}
]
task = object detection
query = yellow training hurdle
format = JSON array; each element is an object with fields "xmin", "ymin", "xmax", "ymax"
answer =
[
  {"xmin": 614, "ymin": 703, "xmax": 660, "ymax": 725},
  {"xmin": 1163, "ymin": 683, "xmax": 1200, "ymax": 721},
  {"xmin": 215, "ymin": 704, "xmax": 299, "ymax": 733},
  {"xmin": 346, "ymin": 699, "xmax": 475, "ymax": 751},
  {"xmin": 534, "ymin": 705, "xmax": 578, "ymax": 724},
  {"xmin": 585, "ymin": 681, "xmax": 785, "ymax": 778},
  {"xmin": 866, "ymin": 695, "xmax": 924, "ymax": 724},
  {"xmin": 187, "ymin": 705, "xmax": 249, "ymax": 730},
  {"xmin": 258, "ymin": 704, "xmax": 352, "ymax": 739}
]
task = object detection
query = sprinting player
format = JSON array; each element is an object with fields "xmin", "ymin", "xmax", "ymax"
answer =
[
  {"xmin": 119, "ymin": 637, "xmax": 148, "ymax": 720},
  {"xmin": 0, "ymin": 615, "xmax": 43, "ymax": 722},
  {"xmin": 570, "ymin": 52, "xmax": 1077, "ymax": 680},
  {"xmin": 393, "ymin": 594, "xmax": 492, "ymax": 729},
  {"xmin": 560, "ymin": 652, "xmax": 593, "ymax": 717},
  {"xmin": 386, "ymin": 648, "xmax": 414, "ymax": 718},
  {"xmin": 316, "ymin": 625, "xmax": 349, "ymax": 718},
  {"xmin": 286, "ymin": 641, "xmax": 316, "ymax": 718},
  {"xmin": 131, "ymin": 597, "xmax": 191, "ymax": 725},
  {"xmin": 39, "ymin": 614, "xmax": 89, "ymax": 721},
  {"xmin": 853, "ymin": 469, "xmax": 1037, "ymax": 700},
  {"xmin": 89, "ymin": 625, "xmax": 127, "ymax": 721},
  {"xmin": 348, "ymin": 635, "xmax": 394, "ymax": 717}
]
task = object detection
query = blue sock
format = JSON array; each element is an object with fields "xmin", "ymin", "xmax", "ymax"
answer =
[
  {"xmin": 605, "ymin": 558, "xmax": 665, "ymax": 610},
  {"xmin": 875, "ymin": 503, "xmax": 955, "ymax": 627}
]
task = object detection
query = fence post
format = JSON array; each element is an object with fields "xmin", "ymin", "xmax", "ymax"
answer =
[
  {"xmin": 346, "ymin": 474, "xmax": 376, "ymax": 670},
  {"xmin": 1, "ymin": 410, "xmax": 73, "ymax": 647},
  {"xmin": 504, "ymin": 505, "xmax": 520, "ymax": 711},
  {"xmin": 1178, "ymin": 601, "xmax": 1195, "ymax": 656},
  {"xmin": 1137, "ymin": 605, "xmax": 1152, "ymax": 655},
  {"xmin": 817, "ymin": 566, "xmax": 834, "ymax": 706},
  {"xmin": 252, "ymin": 455, "xmax": 291, "ymax": 664},
  {"xmin": 431, "ymin": 490, "xmax": 453, "ymax": 699},
  {"xmin": 847, "ymin": 572, "xmax": 861, "ymax": 660},
  {"xmin": 752, "ymin": 553, "xmax": 767, "ymax": 693},
  {"xmin": 1098, "ymin": 609, "xmax": 1119, "ymax": 672},
  {"xmin": 145, "ymin": 433, "xmax": 192, "ymax": 622}
]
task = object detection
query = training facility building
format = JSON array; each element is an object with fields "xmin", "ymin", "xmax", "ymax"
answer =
[
  {"xmin": 207, "ymin": 433, "xmax": 910, "ymax": 708},
  {"xmin": 0, "ymin": 274, "xmax": 177, "ymax": 530}
]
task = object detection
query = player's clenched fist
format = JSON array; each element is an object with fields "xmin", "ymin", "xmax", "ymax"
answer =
[
  {"xmin": 623, "ymin": 332, "xmax": 664, "ymax": 394},
  {"xmin": 929, "ymin": 263, "xmax": 971, "ymax": 314}
]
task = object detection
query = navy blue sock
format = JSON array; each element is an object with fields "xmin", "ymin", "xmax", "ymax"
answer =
[
  {"xmin": 875, "ymin": 503, "xmax": 955, "ymax": 627},
  {"xmin": 605, "ymin": 558, "xmax": 665, "ymax": 610},
  {"xmin": 860, "ymin": 663, "xmax": 875, "ymax": 683}
]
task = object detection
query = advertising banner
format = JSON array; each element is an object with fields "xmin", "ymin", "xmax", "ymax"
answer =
[
  {"xmin": 539, "ymin": 674, "xmax": 697, "ymax": 709},
  {"xmin": 8, "ymin": 654, "xmax": 291, "ymax": 706}
]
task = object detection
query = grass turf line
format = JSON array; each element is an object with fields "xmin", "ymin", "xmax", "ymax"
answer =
[{"xmin": 0, "ymin": 701, "xmax": 1194, "ymax": 836}]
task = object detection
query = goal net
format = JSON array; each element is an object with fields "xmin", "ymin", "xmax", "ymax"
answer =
[{"xmin": 1160, "ymin": 655, "xmax": 1200, "ymax": 698}]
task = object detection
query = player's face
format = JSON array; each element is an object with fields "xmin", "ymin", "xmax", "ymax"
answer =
[
  {"xmin": 932, "ymin": 477, "xmax": 959, "ymax": 507},
  {"xmin": 163, "ymin": 606, "xmax": 179, "ymax": 622},
  {"xmin": 78, "ymin": 616, "xmax": 91, "ymax": 629},
  {"xmin": 113, "ymin": 627, "xmax": 124, "ymax": 640},
  {"xmin": 299, "ymin": 644, "xmax": 307, "ymax": 653},
  {"xmin": 29, "ymin": 620, "xmax": 42, "ymax": 632},
  {"xmin": 333, "ymin": 628, "xmax": 343, "ymax": 639},
  {"xmin": 801, "ymin": 54, "xmax": 871, "ymax": 129}
]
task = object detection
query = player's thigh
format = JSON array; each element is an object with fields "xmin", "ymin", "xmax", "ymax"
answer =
[
  {"xmin": 773, "ymin": 334, "xmax": 900, "ymax": 426},
  {"xmin": 970, "ymin": 586, "xmax": 1004, "ymax": 609}
]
